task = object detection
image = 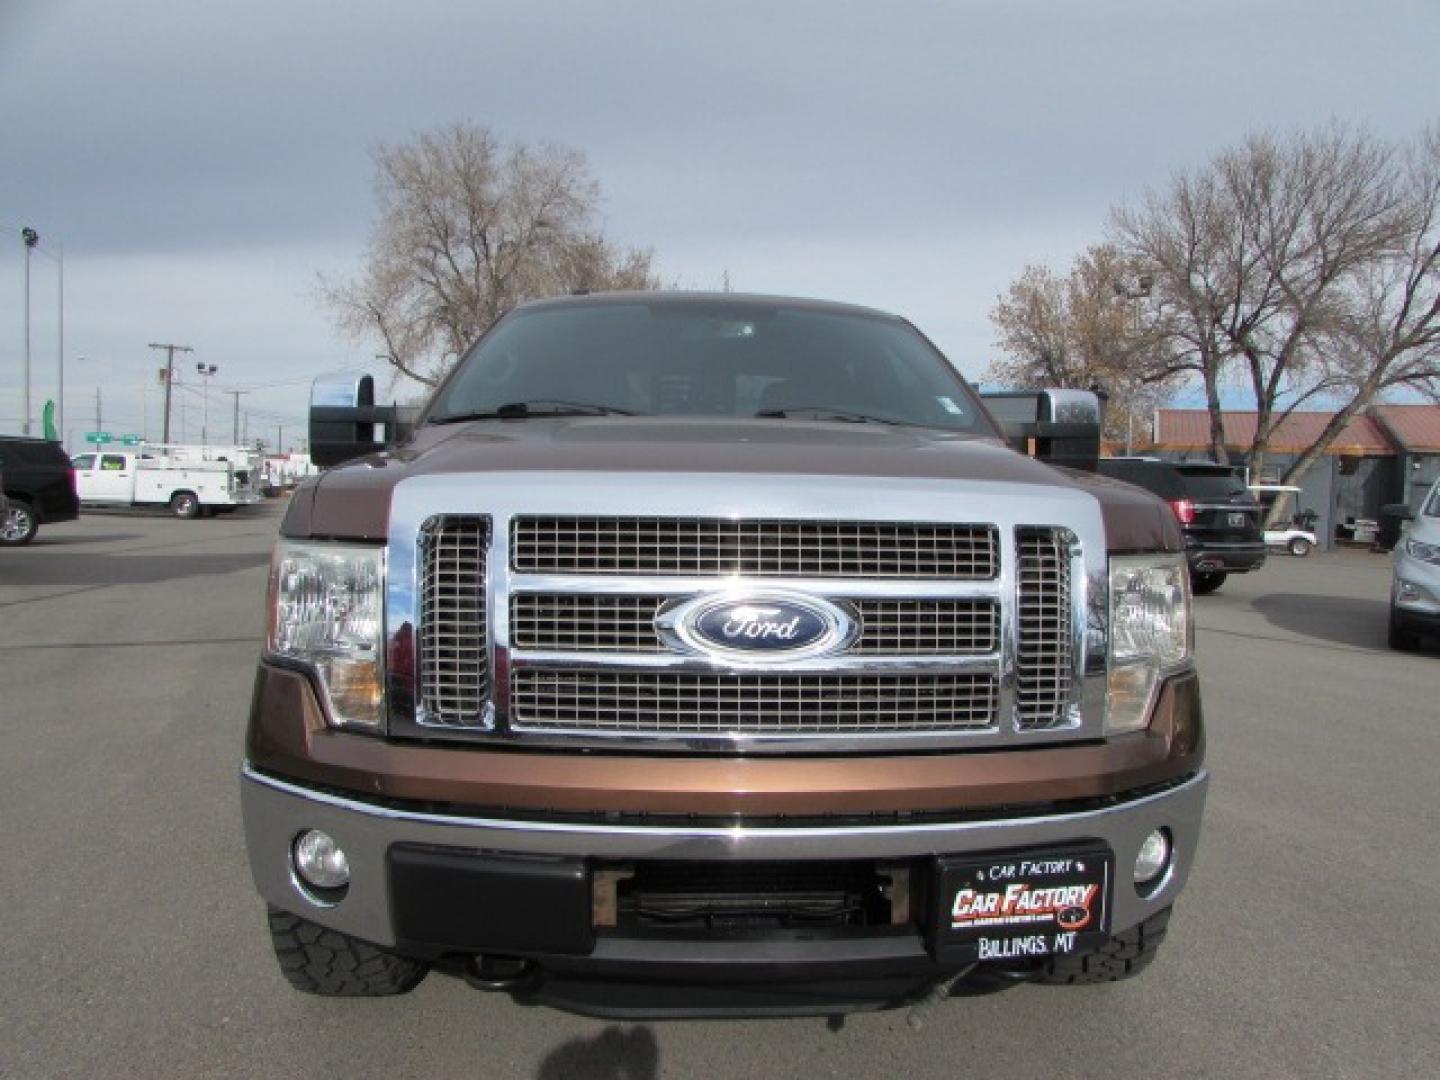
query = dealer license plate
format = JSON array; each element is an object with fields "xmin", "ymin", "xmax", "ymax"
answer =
[{"xmin": 933, "ymin": 845, "xmax": 1112, "ymax": 963}]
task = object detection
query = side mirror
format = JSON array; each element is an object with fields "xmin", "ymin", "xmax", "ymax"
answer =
[
  {"xmin": 1382, "ymin": 502, "xmax": 1416, "ymax": 522},
  {"xmin": 309, "ymin": 373, "xmax": 413, "ymax": 467},
  {"xmin": 979, "ymin": 389, "xmax": 1102, "ymax": 472}
]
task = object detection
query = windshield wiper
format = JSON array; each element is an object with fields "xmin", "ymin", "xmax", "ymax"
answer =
[
  {"xmin": 755, "ymin": 406, "xmax": 901, "ymax": 426},
  {"xmin": 431, "ymin": 400, "xmax": 635, "ymax": 423}
]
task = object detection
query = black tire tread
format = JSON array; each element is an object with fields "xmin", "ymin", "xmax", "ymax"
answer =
[
  {"xmin": 1032, "ymin": 907, "xmax": 1171, "ymax": 985},
  {"xmin": 1190, "ymin": 570, "xmax": 1226, "ymax": 595},
  {"xmin": 267, "ymin": 906, "xmax": 428, "ymax": 996}
]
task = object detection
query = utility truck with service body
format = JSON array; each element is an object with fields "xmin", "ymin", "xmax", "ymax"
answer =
[
  {"xmin": 242, "ymin": 293, "xmax": 1207, "ymax": 1017},
  {"xmin": 73, "ymin": 448, "xmax": 260, "ymax": 518}
]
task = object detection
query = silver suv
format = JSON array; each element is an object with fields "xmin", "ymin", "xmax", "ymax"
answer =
[{"xmin": 1390, "ymin": 478, "xmax": 1440, "ymax": 650}]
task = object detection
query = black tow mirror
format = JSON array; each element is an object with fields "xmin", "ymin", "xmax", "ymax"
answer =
[
  {"xmin": 309, "ymin": 373, "xmax": 413, "ymax": 467},
  {"xmin": 979, "ymin": 389, "xmax": 1102, "ymax": 472},
  {"xmin": 1382, "ymin": 502, "xmax": 1416, "ymax": 522}
]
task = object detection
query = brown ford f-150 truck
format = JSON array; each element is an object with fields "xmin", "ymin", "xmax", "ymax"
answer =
[{"xmin": 242, "ymin": 292, "xmax": 1205, "ymax": 1017}]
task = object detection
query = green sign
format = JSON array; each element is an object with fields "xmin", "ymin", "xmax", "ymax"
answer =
[
  {"xmin": 43, "ymin": 401, "xmax": 57, "ymax": 441},
  {"xmin": 120, "ymin": 434, "xmax": 143, "ymax": 446},
  {"xmin": 84, "ymin": 431, "xmax": 113, "ymax": 444}
]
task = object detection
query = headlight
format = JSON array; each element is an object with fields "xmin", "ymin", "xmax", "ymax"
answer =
[
  {"xmin": 266, "ymin": 540, "xmax": 385, "ymax": 731},
  {"xmin": 1404, "ymin": 538, "xmax": 1440, "ymax": 565},
  {"xmin": 1105, "ymin": 554, "xmax": 1191, "ymax": 734}
]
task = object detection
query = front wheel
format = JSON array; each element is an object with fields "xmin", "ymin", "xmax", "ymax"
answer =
[
  {"xmin": 1190, "ymin": 569, "xmax": 1227, "ymax": 595},
  {"xmin": 1287, "ymin": 537, "xmax": 1313, "ymax": 557},
  {"xmin": 169, "ymin": 491, "xmax": 201, "ymax": 519},
  {"xmin": 0, "ymin": 500, "xmax": 39, "ymax": 546},
  {"xmin": 1032, "ymin": 907, "xmax": 1171, "ymax": 985},
  {"xmin": 267, "ymin": 907, "xmax": 429, "ymax": 996}
]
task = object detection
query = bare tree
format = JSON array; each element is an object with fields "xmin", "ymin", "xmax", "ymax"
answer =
[
  {"xmin": 1112, "ymin": 125, "xmax": 1408, "ymax": 475},
  {"xmin": 323, "ymin": 122, "xmax": 662, "ymax": 386},
  {"xmin": 988, "ymin": 245, "xmax": 1174, "ymax": 445},
  {"xmin": 1276, "ymin": 125, "xmax": 1440, "ymax": 497}
]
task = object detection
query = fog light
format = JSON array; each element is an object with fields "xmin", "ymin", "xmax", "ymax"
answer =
[
  {"xmin": 293, "ymin": 830, "xmax": 350, "ymax": 890},
  {"xmin": 1133, "ymin": 829, "xmax": 1171, "ymax": 885}
]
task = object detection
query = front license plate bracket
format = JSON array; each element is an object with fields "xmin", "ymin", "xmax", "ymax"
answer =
[{"xmin": 931, "ymin": 843, "xmax": 1113, "ymax": 964}]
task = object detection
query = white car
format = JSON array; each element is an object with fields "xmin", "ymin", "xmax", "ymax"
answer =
[{"xmin": 1390, "ymin": 479, "xmax": 1440, "ymax": 651}]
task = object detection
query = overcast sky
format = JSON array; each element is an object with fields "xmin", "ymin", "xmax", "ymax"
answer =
[{"xmin": 2, "ymin": 0, "xmax": 1437, "ymax": 450}]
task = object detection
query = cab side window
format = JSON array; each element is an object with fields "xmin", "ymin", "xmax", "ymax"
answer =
[{"xmin": 100, "ymin": 455, "xmax": 127, "ymax": 471}]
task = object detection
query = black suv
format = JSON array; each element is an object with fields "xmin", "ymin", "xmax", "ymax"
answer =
[
  {"xmin": 1097, "ymin": 458, "xmax": 1265, "ymax": 593},
  {"xmin": 0, "ymin": 436, "xmax": 81, "ymax": 545}
]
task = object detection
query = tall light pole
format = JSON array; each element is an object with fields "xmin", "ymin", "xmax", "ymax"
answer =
[
  {"xmin": 21, "ymin": 227, "xmax": 38, "ymax": 435},
  {"xmin": 1112, "ymin": 273, "xmax": 1154, "ymax": 455},
  {"xmin": 196, "ymin": 362, "xmax": 218, "ymax": 446}
]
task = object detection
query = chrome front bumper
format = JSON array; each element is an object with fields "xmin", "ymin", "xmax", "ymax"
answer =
[{"xmin": 242, "ymin": 764, "xmax": 1208, "ymax": 952}]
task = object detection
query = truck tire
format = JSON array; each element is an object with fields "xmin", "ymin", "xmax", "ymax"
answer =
[
  {"xmin": 169, "ymin": 491, "xmax": 201, "ymax": 519},
  {"xmin": 267, "ymin": 907, "xmax": 429, "ymax": 997},
  {"xmin": 0, "ymin": 499, "xmax": 39, "ymax": 546},
  {"xmin": 1032, "ymin": 907, "xmax": 1171, "ymax": 985},
  {"xmin": 1190, "ymin": 570, "xmax": 1227, "ymax": 595},
  {"xmin": 1287, "ymin": 537, "xmax": 1312, "ymax": 557}
]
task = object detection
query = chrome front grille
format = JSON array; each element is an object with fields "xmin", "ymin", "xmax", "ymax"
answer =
[
  {"xmin": 418, "ymin": 516, "xmax": 490, "ymax": 726},
  {"xmin": 411, "ymin": 510, "xmax": 1085, "ymax": 747},
  {"xmin": 510, "ymin": 594, "xmax": 999, "ymax": 656},
  {"xmin": 1014, "ymin": 527, "xmax": 1075, "ymax": 729},
  {"xmin": 510, "ymin": 670, "xmax": 999, "ymax": 735},
  {"xmin": 511, "ymin": 516, "xmax": 998, "ymax": 579}
]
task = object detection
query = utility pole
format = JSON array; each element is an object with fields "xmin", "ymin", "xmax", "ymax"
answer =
[
  {"xmin": 148, "ymin": 342, "xmax": 193, "ymax": 444},
  {"xmin": 94, "ymin": 387, "xmax": 102, "ymax": 437},
  {"xmin": 276, "ymin": 425, "xmax": 283, "ymax": 454},
  {"xmin": 225, "ymin": 390, "xmax": 249, "ymax": 444}
]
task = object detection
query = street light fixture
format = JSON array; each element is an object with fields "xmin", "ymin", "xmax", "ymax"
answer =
[{"xmin": 196, "ymin": 361, "xmax": 218, "ymax": 446}]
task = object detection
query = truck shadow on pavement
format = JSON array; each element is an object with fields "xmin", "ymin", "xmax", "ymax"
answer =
[
  {"xmin": 1249, "ymin": 592, "xmax": 1392, "ymax": 651},
  {"xmin": 535, "ymin": 1025, "xmax": 659, "ymax": 1080}
]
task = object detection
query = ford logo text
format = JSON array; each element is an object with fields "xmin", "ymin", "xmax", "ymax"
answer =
[{"xmin": 658, "ymin": 592, "xmax": 855, "ymax": 662}]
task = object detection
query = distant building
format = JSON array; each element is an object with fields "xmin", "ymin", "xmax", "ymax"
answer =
[{"xmin": 1148, "ymin": 405, "xmax": 1440, "ymax": 548}]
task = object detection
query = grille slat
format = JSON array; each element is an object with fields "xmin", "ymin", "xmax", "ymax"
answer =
[
  {"xmin": 1015, "ymin": 527, "xmax": 1075, "ymax": 730},
  {"xmin": 419, "ymin": 516, "xmax": 491, "ymax": 726},
  {"xmin": 510, "ymin": 594, "xmax": 999, "ymax": 655},
  {"xmin": 510, "ymin": 670, "xmax": 998, "ymax": 734},
  {"xmin": 512, "ymin": 517, "xmax": 997, "ymax": 579}
]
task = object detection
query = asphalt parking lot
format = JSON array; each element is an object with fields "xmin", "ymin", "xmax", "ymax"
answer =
[{"xmin": 1, "ymin": 505, "xmax": 1436, "ymax": 1079}]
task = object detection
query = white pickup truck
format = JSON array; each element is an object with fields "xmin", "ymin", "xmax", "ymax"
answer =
[{"xmin": 71, "ymin": 449, "xmax": 258, "ymax": 518}]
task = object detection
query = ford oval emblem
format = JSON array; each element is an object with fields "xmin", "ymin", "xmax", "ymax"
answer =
[{"xmin": 658, "ymin": 591, "xmax": 855, "ymax": 663}]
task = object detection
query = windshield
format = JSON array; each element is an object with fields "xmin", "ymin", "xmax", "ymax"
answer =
[{"xmin": 427, "ymin": 299, "xmax": 993, "ymax": 434}]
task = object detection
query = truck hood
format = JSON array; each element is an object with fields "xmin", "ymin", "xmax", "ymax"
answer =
[{"xmin": 283, "ymin": 417, "xmax": 1180, "ymax": 553}]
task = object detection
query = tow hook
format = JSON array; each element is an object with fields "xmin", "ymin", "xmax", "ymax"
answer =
[{"xmin": 463, "ymin": 955, "xmax": 540, "ymax": 993}]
